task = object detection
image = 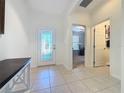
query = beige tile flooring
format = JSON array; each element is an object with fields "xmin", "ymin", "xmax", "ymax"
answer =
[{"xmin": 30, "ymin": 65, "xmax": 121, "ymax": 93}]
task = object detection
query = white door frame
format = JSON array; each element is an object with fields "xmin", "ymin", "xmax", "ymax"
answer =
[
  {"xmin": 92, "ymin": 19, "xmax": 110, "ymax": 67},
  {"xmin": 37, "ymin": 27, "xmax": 56, "ymax": 66}
]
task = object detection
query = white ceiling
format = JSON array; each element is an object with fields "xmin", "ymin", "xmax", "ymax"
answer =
[
  {"xmin": 72, "ymin": 0, "xmax": 108, "ymax": 13},
  {"xmin": 27, "ymin": 0, "xmax": 108, "ymax": 15},
  {"xmin": 27, "ymin": 0, "xmax": 75, "ymax": 15}
]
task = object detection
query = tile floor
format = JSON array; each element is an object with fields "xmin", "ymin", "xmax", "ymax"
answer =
[{"xmin": 30, "ymin": 65, "xmax": 121, "ymax": 93}]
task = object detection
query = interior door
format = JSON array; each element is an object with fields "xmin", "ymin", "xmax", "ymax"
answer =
[
  {"xmin": 38, "ymin": 30, "xmax": 55, "ymax": 66},
  {"xmin": 94, "ymin": 24, "xmax": 106, "ymax": 67}
]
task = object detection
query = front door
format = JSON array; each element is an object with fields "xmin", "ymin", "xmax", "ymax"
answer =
[{"xmin": 38, "ymin": 29, "xmax": 55, "ymax": 66}]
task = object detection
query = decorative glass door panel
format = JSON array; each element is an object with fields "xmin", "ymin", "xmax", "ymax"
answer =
[
  {"xmin": 41, "ymin": 31, "xmax": 53, "ymax": 61},
  {"xmin": 39, "ymin": 30, "xmax": 55, "ymax": 66}
]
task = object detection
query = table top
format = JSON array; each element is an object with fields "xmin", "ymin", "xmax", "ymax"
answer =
[{"xmin": 0, "ymin": 58, "xmax": 31, "ymax": 89}]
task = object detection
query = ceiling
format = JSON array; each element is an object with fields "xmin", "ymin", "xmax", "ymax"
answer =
[
  {"xmin": 27, "ymin": 0, "xmax": 75, "ymax": 15},
  {"xmin": 72, "ymin": 0, "xmax": 108, "ymax": 13},
  {"xmin": 27, "ymin": 0, "xmax": 108, "ymax": 15}
]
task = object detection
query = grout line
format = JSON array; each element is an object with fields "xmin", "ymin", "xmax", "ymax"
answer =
[
  {"xmin": 48, "ymin": 65, "xmax": 73, "ymax": 93},
  {"xmin": 31, "ymin": 88, "xmax": 51, "ymax": 93},
  {"xmin": 31, "ymin": 65, "xmax": 121, "ymax": 93},
  {"xmin": 48, "ymin": 66, "xmax": 52, "ymax": 93},
  {"xmin": 62, "ymin": 71, "xmax": 73, "ymax": 93}
]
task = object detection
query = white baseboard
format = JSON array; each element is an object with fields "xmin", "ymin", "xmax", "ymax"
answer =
[{"xmin": 111, "ymin": 73, "xmax": 121, "ymax": 80}]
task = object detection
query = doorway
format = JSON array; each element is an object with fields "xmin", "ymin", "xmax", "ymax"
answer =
[
  {"xmin": 92, "ymin": 20, "xmax": 110, "ymax": 67},
  {"xmin": 72, "ymin": 25, "xmax": 86, "ymax": 68},
  {"xmin": 38, "ymin": 28, "xmax": 56, "ymax": 66}
]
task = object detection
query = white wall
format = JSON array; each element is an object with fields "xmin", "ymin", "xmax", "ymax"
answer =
[
  {"xmin": 27, "ymin": 10, "xmax": 66, "ymax": 67},
  {"xmin": 0, "ymin": 0, "xmax": 68, "ymax": 67},
  {"xmin": 91, "ymin": 0, "xmax": 122, "ymax": 80},
  {"xmin": 64, "ymin": 12, "xmax": 91, "ymax": 69},
  {"xmin": 0, "ymin": 35, "xmax": 5, "ymax": 60},
  {"xmin": 121, "ymin": 43, "xmax": 124, "ymax": 93},
  {"xmin": 0, "ymin": 0, "xmax": 30, "ymax": 61},
  {"xmin": 121, "ymin": 1, "xmax": 124, "ymax": 93}
]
